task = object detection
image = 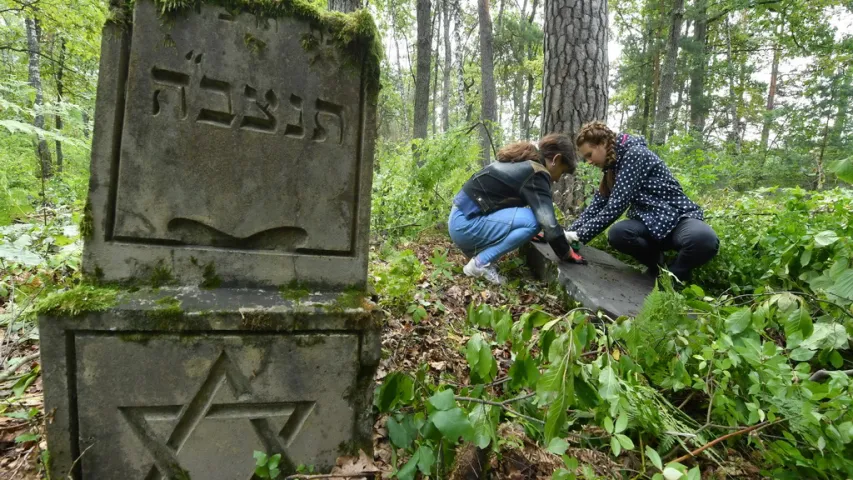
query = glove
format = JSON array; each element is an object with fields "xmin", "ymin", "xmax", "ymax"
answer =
[
  {"xmin": 565, "ymin": 246, "xmax": 587, "ymax": 265},
  {"xmin": 564, "ymin": 230, "xmax": 579, "ymax": 243}
]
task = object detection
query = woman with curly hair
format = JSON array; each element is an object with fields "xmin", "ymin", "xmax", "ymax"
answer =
[{"xmin": 566, "ymin": 122, "xmax": 719, "ymax": 282}]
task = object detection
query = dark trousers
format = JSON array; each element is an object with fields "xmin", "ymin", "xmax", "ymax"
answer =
[{"xmin": 607, "ymin": 218, "xmax": 719, "ymax": 282}]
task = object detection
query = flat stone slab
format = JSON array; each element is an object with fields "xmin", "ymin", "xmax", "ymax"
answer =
[
  {"xmin": 39, "ymin": 287, "xmax": 380, "ymax": 480},
  {"xmin": 525, "ymin": 243, "xmax": 654, "ymax": 318},
  {"xmin": 83, "ymin": 0, "xmax": 378, "ymax": 288}
]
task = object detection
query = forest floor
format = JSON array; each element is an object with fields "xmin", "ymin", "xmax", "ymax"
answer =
[{"xmin": 0, "ymin": 231, "xmax": 762, "ymax": 479}]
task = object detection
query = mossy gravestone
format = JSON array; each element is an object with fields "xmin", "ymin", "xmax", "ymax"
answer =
[{"xmin": 39, "ymin": 1, "xmax": 381, "ymax": 478}]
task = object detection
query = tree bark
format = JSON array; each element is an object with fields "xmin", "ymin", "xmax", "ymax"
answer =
[
  {"xmin": 25, "ymin": 17, "xmax": 52, "ymax": 179},
  {"xmin": 413, "ymin": 0, "xmax": 433, "ymax": 155},
  {"xmin": 651, "ymin": 0, "xmax": 684, "ymax": 145},
  {"xmin": 725, "ymin": 15, "xmax": 741, "ymax": 153},
  {"xmin": 543, "ymin": 0, "xmax": 608, "ymax": 212},
  {"xmin": 640, "ymin": 14, "xmax": 654, "ymax": 138},
  {"xmin": 327, "ymin": 0, "xmax": 359, "ymax": 12},
  {"xmin": 431, "ymin": 3, "xmax": 440, "ymax": 136},
  {"xmin": 55, "ymin": 37, "xmax": 66, "ymax": 172},
  {"xmin": 478, "ymin": 0, "xmax": 497, "ymax": 166},
  {"xmin": 389, "ymin": 3, "xmax": 411, "ymax": 135},
  {"xmin": 689, "ymin": 0, "xmax": 708, "ymax": 138},
  {"xmin": 759, "ymin": 39, "xmax": 780, "ymax": 153},
  {"xmin": 441, "ymin": 0, "xmax": 452, "ymax": 132},
  {"xmin": 831, "ymin": 68, "xmax": 851, "ymax": 147}
]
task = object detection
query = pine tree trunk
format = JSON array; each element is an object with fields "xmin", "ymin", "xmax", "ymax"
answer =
[
  {"xmin": 689, "ymin": 0, "xmax": 708, "ymax": 138},
  {"xmin": 640, "ymin": 15, "xmax": 654, "ymax": 138},
  {"xmin": 543, "ymin": 0, "xmax": 608, "ymax": 213},
  {"xmin": 55, "ymin": 38, "xmax": 66, "ymax": 172},
  {"xmin": 389, "ymin": 5, "xmax": 411, "ymax": 135},
  {"xmin": 25, "ymin": 17, "xmax": 52, "ymax": 179},
  {"xmin": 442, "ymin": 0, "xmax": 452, "ymax": 132},
  {"xmin": 725, "ymin": 16, "xmax": 740, "ymax": 153},
  {"xmin": 431, "ymin": 4, "xmax": 440, "ymax": 136},
  {"xmin": 328, "ymin": 0, "xmax": 359, "ymax": 12},
  {"xmin": 478, "ymin": 0, "xmax": 498, "ymax": 166},
  {"xmin": 651, "ymin": 0, "xmax": 684, "ymax": 145},
  {"xmin": 759, "ymin": 39, "xmax": 780, "ymax": 153},
  {"xmin": 413, "ymin": 0, "xmax": 433, "ymax": 154}
]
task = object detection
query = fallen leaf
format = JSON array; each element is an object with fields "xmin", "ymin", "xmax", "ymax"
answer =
[{"xmin": 429, "ymin": 361, "xmax": 446, "ymax": 371}]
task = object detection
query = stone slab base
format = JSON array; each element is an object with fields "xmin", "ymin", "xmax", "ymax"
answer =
[
  {"xmin": 525, "ymin": 243, "xmax": 654, "ymax": 318},
  {"xmin": 39, "ymin": 287, "xmax": 380, "ymax": 480}
]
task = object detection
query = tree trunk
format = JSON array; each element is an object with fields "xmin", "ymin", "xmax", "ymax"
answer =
[
  {"xmin": 442, "ymin": 0, "xmax": 451, "ymax": 132},
  {"xmin": 831, "ymin": 68, "xmax": 851, "ymax": 147},
  {"xmin": 725, "ymin": 16, "xmax": 740, "ymax": 153},
  {"xmin": 327, "ymin": 0, "xmax": 359, "ymax": 12},
  {"xmin": 817, "ymin": 116, "xmax": 831, "ymax": 190},
  {"xmin": 543, "ymin": 0, "xmax": 608, "ymax": 213},
  {"xmin": 651, "ymin": 0, "xmax": 684, "ymax": 145},
  {"xmin": 431, "ymin": 3, "xmax": 440, "ymax": 136},
  {"xmin": 478, "ymin": 0, "xmax": 497, "ymax": 166},
  {"xmin": 640, "ymin": 14, "xmax": 654, "ymax": 138},
  {"xmin": 759, "ymin": 40, "xmax": 780, "ymax": 153},
  {"xmin": 55, "ymin": 37, "xmax": 66, "ymax": 172},
  {"xmin": 521, "ymin": 0, "xmax": 539, "ymax": 140},
  {"xmin": 390, "ymin": 4, "xmax": 411, "ymax": 135},
  {"xmin": 413, "ymin": 0, "xmax": 432, "ymax": 154},
  {"xmin": 25, "ymin": 17, "xmax": 52, "ymax": 179},
  {"xmin": 689, "ymin": 0, "xmax": 708, "ymax": 138}
]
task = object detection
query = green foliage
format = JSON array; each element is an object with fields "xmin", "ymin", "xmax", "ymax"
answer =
[
  {"xmin": 253, "ymin": 451, "xmax": 282, "ymax": 479},
  {"xmin": 35, "ymin": 284, "xmax": 118, "ymax": 316},
  {"xmin": 371, "ymin": 248, "xmax": 423, "ymax": 312}
]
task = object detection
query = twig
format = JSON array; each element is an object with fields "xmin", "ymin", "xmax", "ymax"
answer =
[
  {"xmin": 0, "ymin": 352, "xmax": 40, "ymax": 382},
  {"xmin": 284, "ymin": 474, "xmax": 379, "ymax": 479},
  {"xmin": 676, "ymin": 391, "xmax": 695, "ymax": 410},
  {"xmin": 808, "ymin": 369, "xmax": 853, "ymax": 382},
  {"xmin": 455, "ymin": 396, "xmax": 544, "ymax": 425},
  {"xmin": 672, "ymin": 419, "xmax": 786, "ymax": 464}
]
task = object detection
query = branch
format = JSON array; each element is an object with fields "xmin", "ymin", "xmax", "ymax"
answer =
[
  {"xmin": 808, "ymin": 369, "xmax": 853, "ymax": 382},
  {"xmin": 672, "ymin": 419, "xmax": 786, "ymax": 464},
  {"xmin": 707, "ymin": 0, "xmax": 783, "ymax": 24},
  {"xmin": 455, "ymin": 395, "xmax": 545, "ymax": 425},
  {"xmin": 0, "ymin": 352, "xmax": 40, "ymax": 383}
]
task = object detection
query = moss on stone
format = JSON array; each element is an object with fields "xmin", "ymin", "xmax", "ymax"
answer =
[
  {"xmin": 150, "ymin": 263, "xmax": 176, "ymax": 288},
  {"xmin": 200, "ymin": 262, "xmax": 222, "ymax": 289},
  {"xmin": 35, "ymin": 285, "xmax": 119, "ymax": 317},
  {"xmin": 145, "ymin": 296, "xmax": 184, "ymax": 323},
  {"xmin": 239, "ymin": 311, "xmax": 275, "ymax": 330},
  {"xmin": 280, "ymin": 281, "xmax": 310, "ymax": 302},
  {"xmin": 152, "ymin": 0, "xmax": 382, "ymax": 95},
  {"xmin": 80, "ymin": 199, "xmax": 94, "ymax": 239}
]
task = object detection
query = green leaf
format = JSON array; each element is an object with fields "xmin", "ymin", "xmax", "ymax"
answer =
[
  {"xmin": 429, "ymin": 389, "xmax": 456, "ymax": 411},
  {"xmin": 663, "ymin": 467, "xmax": 685, "ymax": 480},
  {"xmin": 469, "ymin": 404, "xmax": 496, "ymax": 449},
  {"xmin": 829, "ymin": 157, "xmax": 853, "ymax": 184},
  {"xmin": 377, "ymin": 373, "xmax": 414, "ymax": 412},
  {"xmin": 790, "ymin": 347, "xmax": 816, "ymax": 362},
  {"xmin": 828, "ymin": 270, "xmax": 853, "ymax": 302},
  {"xmin": 14, "ymin": 433, "xmax": 39, "ymax": 443},
  {"xmin": 801, "ymin": 323, "xmax": 850, "ymax": 350},
  {"xmin": 0, "ymin": 243, "xmax": 42, "ymax": 266},
  {"xmin": 801, "ymin": 248, "xmax": 813, "ymax": 267},
  {"xmin": 814, "ymin": 230, "xmax": 840, "ymax": 247},
  {"xmin": 830, "ymin": 350, "xmax": 844, "ymax": 369},
  {"xmin": 544, "ymin": 394, "xmax": 568, "ymax": 443},
  {"xmin": 603, "ymin": 416, "xmax": 615, "ymax": 434},
  {"xmin": 686, "ymin": 467, "xmax": 701, "ymax": 480},
  {"xmin": 416, "ymin": 445, "xmax": 435, "ymax": 475},
  {"xmin": 645, "ymin": 446, "xmax": 663, "ymax": 470},
  {"xmin": 431, "ymin": 408, "xmax": 475, "ymax": 443},
  {"xmin": 616, "ymin": 434, "xmax": 635, "ymax": 450},
  {"xmin": 267, "ymin": 454, "xmax": 281, "ymax": 470},
  {"xmin": 614, "ymin": 414, "xmax": 628, "ymax": 434},
  {"xmin": 397, "ymin": 450, "xmax": 420, "ymax": 480},
  {"xmin": 610, "ymin": 436, "xmax": 622, "ymax": 456},
  {"xmin": 784, "ymin": 308, "xmax": 813, "ymax": 339},
  {"xmin": 725, "ymin": 308, "xmax": 752, "ymax": 335},
  {"xmin": 495, "ymin": 312, "xmax": 512, "ymax": 344},
  {"xmin": 387, "ymin": 417, "xmax": 415, "ymax": 449},
  {"xmin": 548, "ymin": 437, "xmax": 569, "ymax": 455},
  {"xmin": 598, "ymin": 365, "xmax": 621, "ymax": 402}
]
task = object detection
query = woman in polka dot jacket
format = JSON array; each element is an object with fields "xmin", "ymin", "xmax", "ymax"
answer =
[{"xmin": 566, "ymin": 121, "xmax": 719, "ymax": 282}]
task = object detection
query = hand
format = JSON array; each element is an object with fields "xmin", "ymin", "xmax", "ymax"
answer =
[{"xmin": 564, "ymin": 230, "xmax": 579, "ymax": 243}]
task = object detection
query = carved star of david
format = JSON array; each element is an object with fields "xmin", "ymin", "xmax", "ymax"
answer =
[{"xmin": 119, "ymin": 351, "xmax": 315, "ymax": 480}]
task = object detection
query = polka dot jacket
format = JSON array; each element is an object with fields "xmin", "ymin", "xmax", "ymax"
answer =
[{"xmin": 569, "ymin": 133, "xmax": 703, "ymax": 244}]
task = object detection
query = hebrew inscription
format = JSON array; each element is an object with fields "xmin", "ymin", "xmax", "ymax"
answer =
[{"xmin": 149, "ymin": 57, "xmax": 344, "ymax": 143}]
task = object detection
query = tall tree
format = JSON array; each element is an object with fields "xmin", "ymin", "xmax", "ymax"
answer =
[
  {"xmin": 328, "ymin": 0, "xmax": 360, "ymax": 12},
  {"xmin": 651, "ymin": 0, "xmax": 684, "ymax": 145},
  {"xmin": 759, "ymin": 37, "xmax": 780, "ymax": 153},
  {"xmin": 478, "ymin": 0, "xmax": 497, "ymax": 166},
  {"xmin": 413, "ymin": 0, "xmax": 432, "ymax": 153},
  {"xmin": 521, "ymin": 0, "xmax": 539, "ymax": 140},
  {"xmin": 25, "ymin": 17, "xmax": 52, "ymax": 179},
  {"xmin": 688, "ymin": 0, "xmax": 708, "ymax": 138},
  {"xmin": 441, "ymin": 0, "xmax": 451, "ymax": 132},
  {"xmin": 55, "ymin": 37, "xmax": 66, "ymax": 172},
  {"xmin": 542, "ymin": 0, "xmax": 608, "ymax": 212}
]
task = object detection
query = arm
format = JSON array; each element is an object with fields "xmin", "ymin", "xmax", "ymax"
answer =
[
  {"xmin": 574, "ymin": 147, "xmax": 657, "ymax": 243},
  {"xmin": 569, "ymin": 193, "xmax": 608, "ymax": 232},
  {"xmin": 520, "ymin": 172, "xmax": 572, "ymax": 260}
]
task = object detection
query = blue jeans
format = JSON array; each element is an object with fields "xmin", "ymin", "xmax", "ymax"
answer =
[{"xmin": 448, "ymin": 206, "xmax": 540, "ymax": 265}]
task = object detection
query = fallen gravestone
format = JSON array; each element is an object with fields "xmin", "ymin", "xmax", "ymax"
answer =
[
  {"xmin": 38, "ymin": 1, "xmax": 381, "ymax": 478},
  {"xmin": 525, "ymin": 242, "xmax": 654, "ymax": 318}
]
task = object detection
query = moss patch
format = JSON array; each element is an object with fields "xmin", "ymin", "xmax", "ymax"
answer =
[
  {"xmin": 36, "ymin": 285, "xmax": 119, "ymax": 317},
  {"xmin": 280, "ymin": 281, "xmax": 311, "ymax": 302},
  {"xmin": 200, "ymin": 262, "xmax": 222, "ymax": 289},
  {"xmin": 150, "ymin": 263, "xmax": 176, "ymax": 288},
  {"xmin": 152, "ymin": 0, "xmax": 382, "ymax": 95},
  {"xmin": 146, "ymin": 296, "xmax": 184, "ymax": 322},
  {"xmin": 80, "ymin": 199, "xmax": 94, "ymax": 239}
]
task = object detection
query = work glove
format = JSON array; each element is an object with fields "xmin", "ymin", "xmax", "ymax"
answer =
[{"xmin": 564, "ymin": 230, "xmax": 579, "ymax": 243}]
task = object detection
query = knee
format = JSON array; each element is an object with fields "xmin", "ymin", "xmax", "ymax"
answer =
[
  {"xmin": 686, "ymin": 227, "xmax": 719, "ymax": 258},
  {"xmin": 608, "ymin": 222, "xmax": 637, "ymax": 248}
]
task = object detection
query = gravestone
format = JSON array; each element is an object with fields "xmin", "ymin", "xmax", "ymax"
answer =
[
  {"xmin": 39, "ymin": 1, "xmax": 381, "ymax": 479},
  {"xmin": 525, "ymin": 243, "xmax": 654, "ymax": 318}
]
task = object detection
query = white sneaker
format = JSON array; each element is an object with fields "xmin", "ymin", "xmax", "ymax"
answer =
[{"xmin": 463, "ymin": 258, "xmax": 506, "ymax": 285}]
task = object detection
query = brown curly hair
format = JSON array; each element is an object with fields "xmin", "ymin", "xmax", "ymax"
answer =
[
  {"xmin": 496, "ymin": 133, "xmax": 576, "ymax": 176},
  {"xmin": 575, "ymin": 121, "xmax": 618, "ymax": 197}
]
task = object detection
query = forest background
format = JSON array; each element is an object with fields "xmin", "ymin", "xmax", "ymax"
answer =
[{"xmin": 1, "ymin": 0, "xmax": 853, "ymax": 478}]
